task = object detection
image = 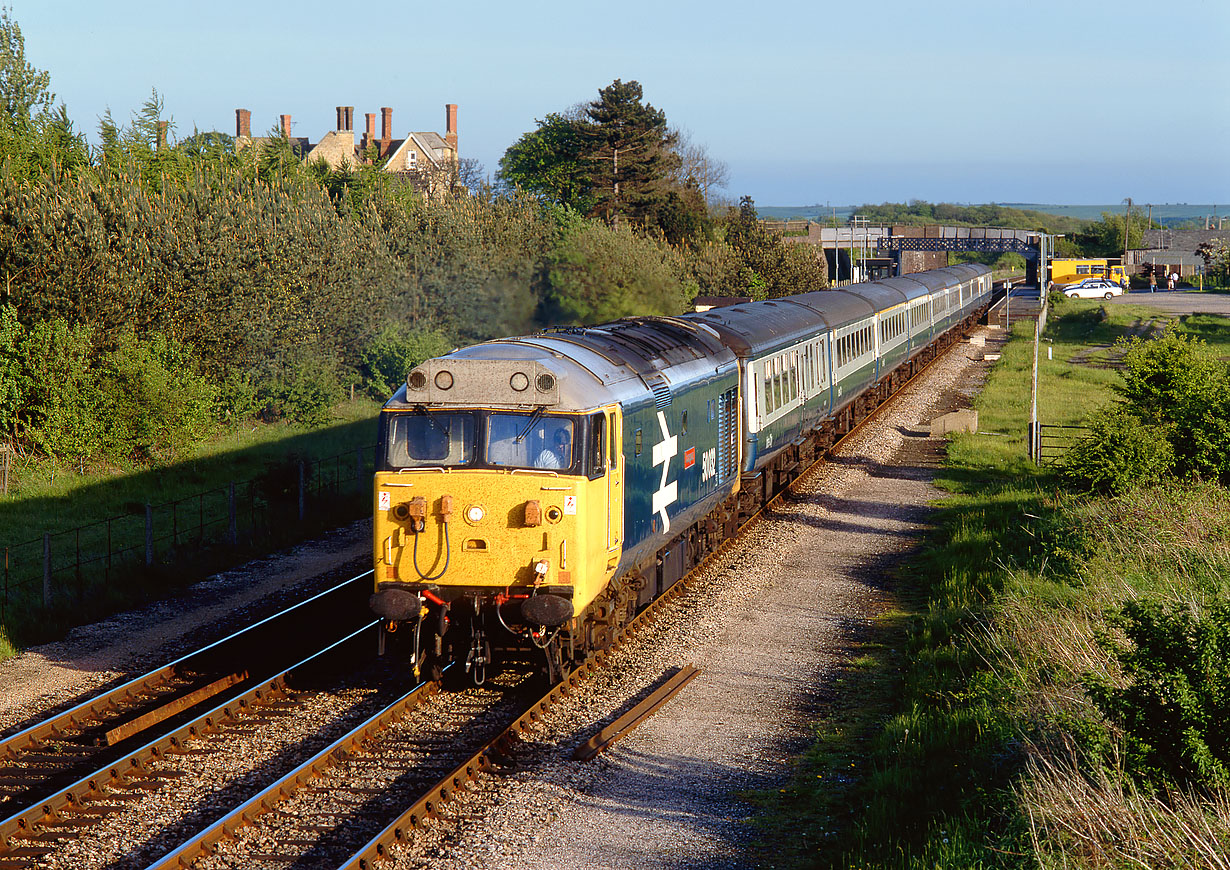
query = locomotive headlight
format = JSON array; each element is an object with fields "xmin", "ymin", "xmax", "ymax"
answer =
[
  {"xmin": 534, "ymin": 559, "xmax": 550, "ymax": 575},
  {"xmin": 465, "ymin": 505, "xmax": 485, "ymax": 524}
]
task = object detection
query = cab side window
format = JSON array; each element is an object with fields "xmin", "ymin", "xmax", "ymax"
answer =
[{"xmin": 588, "ymin": 413, "xmax": 606, "ymax": 480}]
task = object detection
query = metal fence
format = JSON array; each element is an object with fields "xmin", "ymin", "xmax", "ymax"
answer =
[
  {"xmin": 1033, "ymin": 424, "xmax": 1089, "ymax": 465},
  {"xmin": 2, "ymin": 445, "xmax": 376, "ymax": 632}
]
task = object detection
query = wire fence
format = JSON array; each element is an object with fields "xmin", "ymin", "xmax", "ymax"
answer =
[
  {"xmin": 2, "ymin": 445, "xmax": 376, "ymax": 640},
  {"xmin": 1034, "ymin": 424, "xmax": 1090, "ymax": 466}
]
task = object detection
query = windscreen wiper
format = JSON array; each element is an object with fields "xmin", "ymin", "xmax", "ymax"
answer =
[{"xmin": 515, "ymin": 406, "xmax": 545, "ymax": 443}]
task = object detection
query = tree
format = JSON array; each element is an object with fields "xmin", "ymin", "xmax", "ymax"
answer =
[
  {"xmin": 577, "ymin": 79, "xmax": 680, "ymax": 228},
  {"xmin": 1196, "ymin": 239, "xmax": 1230, "ymax": 283},
  {"xmin": 497, "ymin": 109, "xmax": 594, "ymax": 212},
  {"xmin": 720, "ymin": 196, "xmax": 828, "ymax": 299},
  {"xmin": 497, "ymin": 80, "xmax": 697, "ymax": 233},
  {"xmin": 674, "ymin": 129, "xmax": 729, "ymax": 209},
  {"xmin": 0, "ymin": 7, "xmax": 52, "ymax": 135}
]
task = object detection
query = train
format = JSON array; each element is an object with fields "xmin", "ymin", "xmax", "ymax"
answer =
[{"xmin": 369, "ymin": 265, "xmax": 994, "ymax": 684}]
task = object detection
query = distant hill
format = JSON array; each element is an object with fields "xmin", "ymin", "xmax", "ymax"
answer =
[
  {"xmin": 759, "ymin": 202, "xmax": 1226, "ymax": 228},
  {"xmin": 1004, "ymin": 203, "xmax": 1224, "ymax": 227}
]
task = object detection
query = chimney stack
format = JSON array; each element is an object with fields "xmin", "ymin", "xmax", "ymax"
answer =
[
  {"xmin": 336, "ymin": 106, "xmax": 354, "ymax": 132},
  {"xmin": 236, "ymin": 108, "xmax": 251, "ymax": 139},
  {"xmin": 280, "ymin": 114, "xmax": 292, "ymax": 138},
  {"xmin": 363, "ymin": 112, "xmax": 376, "ymax": 152},
  {"xmin": 445, "ymin": 103, "xmax": 458, "ymax": 151}
]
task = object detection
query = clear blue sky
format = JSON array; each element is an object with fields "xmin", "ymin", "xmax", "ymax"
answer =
[{"xmin": 14, "ymin": 0, "xmax": 1230, "ymax": 207}]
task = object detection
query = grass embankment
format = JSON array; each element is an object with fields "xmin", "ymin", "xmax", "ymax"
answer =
[
  {"xmin": 752, "ymin": 300, "xmax": 1230, "ymax": 868},
  {"xmin": 0, "ymin": 400, "xmax": 381, "ymax": 661}
]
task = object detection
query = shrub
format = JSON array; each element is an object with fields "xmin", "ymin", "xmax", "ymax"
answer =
[
  {"xmin": 1060, "ymin": 406, "xmax": 1175, "ymax": 494},
  {"xmin": 1117, "ymin": 331, "xmax": 1230, "ymax": 483},
  {"xmin": 358, "ymin": 324, "xmax": 452, "ymax": 399},
  {"xmin": 18, "ymin": 318, "xmax": 106, "ymax": 464},
  {"xmin": 95, "ymin": 331, "xmax": 219, "ymax": 461},
  {"xmin": 545, "ymin": 212, "xmax": 687, "ymax": 324},
  {"xmin": 1086, "ymin": 596, "xmax": 1230, "ymax": 791},
  {"xmin": 258, "ymin": 352, "xmax": 342, "ymax": 428}
]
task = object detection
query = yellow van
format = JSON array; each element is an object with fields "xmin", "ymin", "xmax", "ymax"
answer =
[{"xmin": 1050, "ymin": 258, "xmax": 1127, "ymax": 288}]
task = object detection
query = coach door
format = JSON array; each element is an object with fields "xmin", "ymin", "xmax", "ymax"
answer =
[{"xmin": 605, "ymin": 407, "xmax": 622, "ymax": 554}]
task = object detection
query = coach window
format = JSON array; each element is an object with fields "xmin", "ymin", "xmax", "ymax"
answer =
[
  {"xmin": 588, "ymin": 413, "xmax": 606, "ymax": 480},
  {"xmin": 608, "ymin": 411, "xmax": 618, "ymax": 470}
]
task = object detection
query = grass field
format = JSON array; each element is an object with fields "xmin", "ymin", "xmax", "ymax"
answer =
[
  {"xmin": 0, "ymin": 400, "xmax": 382, "ymax": 660},
  {"xmin": 751, "ymin": 299, "xmax": 1230, "ymax": 868}
]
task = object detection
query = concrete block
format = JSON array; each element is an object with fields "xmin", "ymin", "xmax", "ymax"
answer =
[
  {"xmin": 930, "ymin": 409, "xmax": 978, "ymax": 436},
  {"xmin": 969, "ymin": 335, "xmax": 986, "ymax": 347}
]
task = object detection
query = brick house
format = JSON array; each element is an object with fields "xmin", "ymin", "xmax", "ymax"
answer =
[{"xmin": 233, "ymin": 103, "xmax": 460, "ymax": 199}]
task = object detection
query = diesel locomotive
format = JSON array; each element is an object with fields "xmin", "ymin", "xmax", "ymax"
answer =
[{"xmin": 370, "ymin": 265, "xmax": 993, "ymax": 683}]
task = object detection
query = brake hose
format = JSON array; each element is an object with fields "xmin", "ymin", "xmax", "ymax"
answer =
[{"xmin": 412, "ymin": 520, "xmax": 451, "ymax": 581}]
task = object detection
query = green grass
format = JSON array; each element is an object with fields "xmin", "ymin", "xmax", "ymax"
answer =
[
  {"xmin": 0, "ymin": 398, "xmax": 381, "ymax": 657},
  {"xmin": 749, "ymin": 302, "xmax": 1230, "ymax": 868}
]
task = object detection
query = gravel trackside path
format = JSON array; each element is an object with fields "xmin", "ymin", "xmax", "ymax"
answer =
[{"xmin": 389, "ymin": 327, "xmax": 1003, "ymax": 870}]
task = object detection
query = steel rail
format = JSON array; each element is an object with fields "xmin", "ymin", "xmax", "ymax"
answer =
[
  {"xmin": 143, "ymin": 660, "xmax": 446, "ymax": 870},
  {"xmin": 0, "ymin": 570, "xmax": 374, "ymax": 763},
  {"xmin": 0, "ymin": 619, "xmax": 380, "ymax": 863},
  {"xmin": 572, "ymin": 664, "xmax": 701, "ymax": 761}
]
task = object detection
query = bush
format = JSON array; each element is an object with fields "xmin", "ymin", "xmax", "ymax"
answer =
[
  {"xmin": 1063, "ymin": 331, "xmax": 1230, "ymax": 492},
  {"xmin": 1118, "ymin": 331, "xmax": 1230, "ymax": 482},
  {"xmin": 96, "ymin": 331, "xmax": 219, "ymax": 461},
  {"xmin": 1087, "ymin": 596, "xmax": 1230, "ymax": 790},
  {"xmin": 258, "ymin": 352, "xmax": 342, "ymax": 428},
  {"xmin": 545, "ymin": 213, "xmax": 687, "ymax": 324},
  {"xmin": 1061, "ymin": 406, "xmax": 1175, "ymax": 494},
  {"xmin": 359, "ymin": 324, "xmax": 452, "ymax": 399}
]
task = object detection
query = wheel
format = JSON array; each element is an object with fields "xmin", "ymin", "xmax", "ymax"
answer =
[{"xmin": 1103, "ymin": 292, "xmax": 1113, "ymax": 299}]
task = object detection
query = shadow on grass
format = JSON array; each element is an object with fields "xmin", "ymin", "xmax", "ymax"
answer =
[{"xmin": 0, "ymin": 417, "xmax": 378, "ymax": 651}]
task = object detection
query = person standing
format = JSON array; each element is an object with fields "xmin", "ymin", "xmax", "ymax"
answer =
[{"xmin": 1149, "ymin": 272, "xmax": 1156, "ymax": 293}]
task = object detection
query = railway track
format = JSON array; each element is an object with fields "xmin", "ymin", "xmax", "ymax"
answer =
[
  {"xmin": 0, "ymin": 573, "xmax": 375, "ymax": 868},
  {"xmin": 0, "ymin": 323, "xmax": 989, "ymax": 869}
]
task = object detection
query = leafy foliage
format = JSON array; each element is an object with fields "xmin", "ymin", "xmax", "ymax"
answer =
[
  {"xmin": 1061, "ymin": 406, "xmax": 1175, "ymax": 494},
  {"xmin": 1087, "ymin": 596, "xmax": 1230, "ymax": 790},
  {"xmin": 718, "ymin": 197, "xmax": 828, "ymax": 298},
  {"xmin": 1061, "ymin": 330, "xmax": 1230, "ymax": 491},
  {"xmin": 359, "ymin": 324, "xmax": 453, "ymax": 398},
  {"xmin": 544, "ymin": 212, "xmax": 688, "ymax": 324}
]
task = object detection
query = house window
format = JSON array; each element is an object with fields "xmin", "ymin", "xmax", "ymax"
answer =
[{"xmin": 407, "ymin": 151, "xmax": 417, "ymax": 169}]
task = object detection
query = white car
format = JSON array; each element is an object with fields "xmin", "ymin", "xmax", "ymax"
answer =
[{"xmin": 1063, "ymin": 278, "xmax": 1123, "ymax": 299}]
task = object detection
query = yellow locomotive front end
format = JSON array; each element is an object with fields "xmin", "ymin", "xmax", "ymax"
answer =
[{"xmin": 371, "ymin": 356, "xmax": 623, "ymax": 684}]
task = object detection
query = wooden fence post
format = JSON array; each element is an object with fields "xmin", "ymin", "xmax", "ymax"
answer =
[
  {"xmin": 228, "ymin": 482, "xmax": 238, "ymax": 546},
  {"xmin": 43, "ymin": 533, "xmax": 51, "ymax": 608}
]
